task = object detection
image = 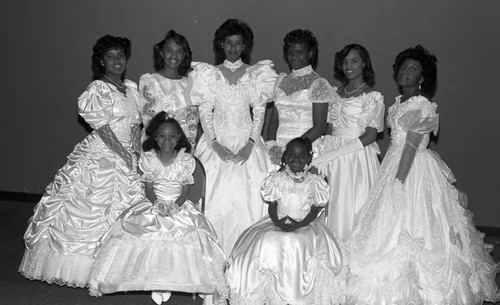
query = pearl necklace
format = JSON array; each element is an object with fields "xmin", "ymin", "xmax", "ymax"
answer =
[
  {"xmin": 223, "ymin": 59, "xmax": 243, "ymax": 72},
  {"xmin": 344, "ymin": 82, "xmax": 366, "ymax": 95},
  {"xmin": 104, "ymin": 74, "xmax": 125, "ymax": 89},
  {"xmin": 158, "ymin": 151, "xmax": 177, "ymax": 167}
]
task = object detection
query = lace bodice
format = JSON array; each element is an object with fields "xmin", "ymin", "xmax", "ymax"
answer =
[
  {"xmin": 260, "ymin": 171, "xmax": 329, "ymax": 221},
  {"xmin": 78, "ymin": 80, "xmax": 141, "ymax": 145},
  {"xmin": 387, "ymin": 95, "xmax": 439, "ymax": 150},
  {"xmin": 139, "ymin": 150, "xmax": 195, "ymax": 201},
  {"xmin": 328, "ymin": 91, "xmax": 385, "ymax": 138},
  {"xmin": 274, "ymin": 69, "xmax": 332, "ymax": 146},
  {"xmin": 190, "ymin": 61, "xmax": 277, "ymax": 148}
]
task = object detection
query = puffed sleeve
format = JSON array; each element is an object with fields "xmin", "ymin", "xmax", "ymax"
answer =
[
  {"xmin": 357, "ymin": 91, "xmax": 385, "ymax": 132},
  {"xmin": 77, "ymin": 81, "xmax": 114, "ymax": 129},
  {"xmin": 309, "ymin": 174, "xmax": 329, "ymax": 207},
  {"xmin": 309, "ymin": 78, "xmax": 333, "ymax": 103},
  {"xmin": 398, "ymin": 96, "xmax": 439, "ymax": 136},
  {"xmin": 175, "ymin": 151, "xmax": 195, "ymax": 185},
  {"xmin": 247, "ymin": 60, "xmax": 278, "ymax": 141},
  {"xmin": 139, "ymin": 151, "xmax": 157, "ymax": 182},
  {"xmin": 260, "ymin": 172, "xmax": 283, "ymax": 203},
  {"xmin": 189, "ymin": 62, "xmax": 218, "ymax": 143}
]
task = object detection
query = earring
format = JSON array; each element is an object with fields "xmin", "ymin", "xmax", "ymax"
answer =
[{"xmin": 418, "ymin": 81, "xmax": 422, "ymax": 90}]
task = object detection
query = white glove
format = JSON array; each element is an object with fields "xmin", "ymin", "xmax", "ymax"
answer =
[{"xmin": 311, "ymin": 138, "xmax": 364, "ymax": 175}]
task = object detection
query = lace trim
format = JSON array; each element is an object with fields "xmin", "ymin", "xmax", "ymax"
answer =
[{"xmin": 278, "ymin": 72, "xmax": 320, "ymax": 96}]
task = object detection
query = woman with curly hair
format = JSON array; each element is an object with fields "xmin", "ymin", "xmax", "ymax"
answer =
[
  {"xmin": 265, "ymin": 29, "xmax": 333, "ymax": 165},
  {"xmin": 346, "ymin": 45, "xmax": 500, "ymax": 304},
  {"xmin": 19, "ymin": 35, "xmax": 143, "ymax": 288},
  {"xmin": 139, "ymin": 30, "xmax": 200, "ymax": 150},
  {"xmin": 189, "ymin": 19, "xmax": 277, "ymax": 255},
  {"xmin": 312, "ymin": 44, "xmax": 384, "ymax": 241}
]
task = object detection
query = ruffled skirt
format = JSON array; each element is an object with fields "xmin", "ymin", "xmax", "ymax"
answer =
[
  {"xmin": 226, "ymin": 216, "xmax": 346, "ymax": 305},
  {"xmin": 346, "ymin": 144, "xmax": 500, "ymax": 304},
  {"xmin": 18, "ymin": 132, "xmax": 143, "ymax": 287},
  {"xmin": 88, "ymin": 200, "xmax": 227, "ymax": 300}
]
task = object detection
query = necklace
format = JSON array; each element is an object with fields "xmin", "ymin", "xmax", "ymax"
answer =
[
  {"xmin": 344, "ymin": 82, "xmax": 366, "ymax": 95},
  {"xmin": 158, "ymin": 151, "xmax": 177, "ymax": 167},
  {"xmin": 223, "ymin": 59, "xmax": 243, "ymax": 72},
  {"xmin": 104, "ymin": 74, "xmax": 125, "ymax": 89}
]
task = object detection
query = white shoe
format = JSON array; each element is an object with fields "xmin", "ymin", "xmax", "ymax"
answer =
[
  {"xmin": 151, "ymin": 291, "xmax": 172, "ymax": 304},
  {"xmin": 200, "ymin": 293, "xmax": 213, "ymax": 305}
]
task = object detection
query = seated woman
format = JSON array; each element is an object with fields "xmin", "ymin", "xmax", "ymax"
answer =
[
  {"xmin": 226, "ymin": 137, "xmax": 346, "ymax": 305},
  {"xmin": 265, "ymin": 29, "xmax": 332, "ymax": 165},
  {"xmin": 88, "ymin": 112, "xmax": 227, "ymax": 305}
]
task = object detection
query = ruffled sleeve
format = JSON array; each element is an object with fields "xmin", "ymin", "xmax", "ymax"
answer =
[
  {"xmin": 309, "ymin": 78, "xmax": 333, "ymax": 103},
  {"xmin": 189, "ymin": 62, "xmax": 218, "ymax": 143},
  {"xmin": 357, "ymin": 91, "xmax": 385, "ymax": 131},
  {"xmin": 139, "ymin": 151, "xmax": 157, "ymax": 182},
  {"xmin": 309, "ymin": 174, "xmax": 329, "ymax": 207},
  {"xmin": 398, "ymin": 96, "xmax": 439, "ymax": 136},
  {"xmin": 175, "ymin": 151, "xmax": 195, "ymax": 185},
  {"xmin": 77, "ymin": 81, "xmax": 114, "ymax": 129},
  {"xmin": 247, "ymin": 60, "xmax": 278, "ymax": 141},
  {"xmin": 260, "ymin": 172, "xmax": 283, "ymax": 203}
]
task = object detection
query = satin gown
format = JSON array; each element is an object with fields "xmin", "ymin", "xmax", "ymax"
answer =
[
  {"xmin": 19, "ymin": 80, "xmax": 144, "ymax": 287},
  {"xmin": 273, "ymin": 65, "xmax": 332, "ymax": 148},
  {"xmin": 138, "ymin": 73, "xmax": 199, "ymax": 149},
  {"xmin": 226, "ymin": 171, "xmax": 346, "ymax": 305},
  {"xmin": 346, "ymin": 96, "xmax": 500, "ymax": 304},
  {"xmin": 190, "ymin": 61, "xmax": 277, "ymax": 255},
  {"xmin": 88, "ymin": 150, "xmax": 227, "ymax": 299},
  {"xmin": 321, "ymin": 91, "xmax": 384, "ymax": 240}
]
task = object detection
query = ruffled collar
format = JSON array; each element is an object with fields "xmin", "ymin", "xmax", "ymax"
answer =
[
  {"xmin": 223, "ymin": 59, "xmax": 244, "ymax": 72},
  {"xmin": 291, "ymin": 65, "xmax": 313, "ymax": 77}
]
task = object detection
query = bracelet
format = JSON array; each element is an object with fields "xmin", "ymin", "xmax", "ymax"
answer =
[
  {"xmin": 211, "ymin": 138, "xmax": 217, "ymax": 143},
  {"xmin": 248, "ymin": 137, "xmax": 255, "ymax": 144}
]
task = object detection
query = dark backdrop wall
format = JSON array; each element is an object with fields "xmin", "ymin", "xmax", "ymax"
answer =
[{"xmin": 3, "ymin": 0, "xmax": 499, "ymax": 226}]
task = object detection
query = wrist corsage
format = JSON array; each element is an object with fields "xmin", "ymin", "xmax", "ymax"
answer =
[
  {"xmin": 265, "ymin": 140, "xmax": 283, "ymax": 166},
  {"xmin": 153, "ymin": 199, "xmax": 181, "ymax": 217}
]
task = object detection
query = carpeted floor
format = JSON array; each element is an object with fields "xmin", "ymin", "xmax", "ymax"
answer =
[{"xmin": 1, "ymin": 199, "xmax": 499, "ymax": 305}]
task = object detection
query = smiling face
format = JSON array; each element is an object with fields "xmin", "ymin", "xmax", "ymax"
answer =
[
  {"xmin": 287, "ymin": 42, "xmax": 312, "ymax": 71},
  {"xmin": 285, "ymin": 142, "xmax": 311, "ymax": 173},
  {"xmin": 223, "ymin": 34, "xmax": 244, "ymax": 63},
  {"xmin": 102, "ymin": 49, "xmax": 126, "ymax": 77},
  {"xmin": 155, "ymin": 122, "xmax": 180, "ymax": 154},
  {"xmin": 397, "ymin": 58, "xmax": 423, "ymax": 88},
  {"xmin": 162, "ymin": 38, "xmax": 185, "ymax": 72},
  {"xmin": 342, "ymin": 49, "xmax": 365, "ymax": 82}
]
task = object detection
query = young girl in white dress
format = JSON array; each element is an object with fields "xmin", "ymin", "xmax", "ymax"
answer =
[
  {"xmin": 139, "ymin": 30, "xmax": 199, "ymax": 149},
  {"xmin": 312, "ymin": 44, "xmax": 384, "ymax": 241},
  {"xmin": 346, "ymin": 45, "xmax": 499, "ymax": 304},
  {"xmin": 88, "ymin": 112, "xmax": 227, "ymax": 305},
  {"xmin": 189, "ymin": 19, "xmax": 277, "ymax": 255},
  {"xmin": 226, "ymin": 137, "xmax": 346, "ymax": 305}
]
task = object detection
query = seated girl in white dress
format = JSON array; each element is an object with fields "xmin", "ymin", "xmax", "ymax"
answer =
[
  {"xmin": 226, "ymin": 137, "xmax": 346, "ymax": 305},
  {"xmin": 88, "ymin": 112, "xmax": 227, "ymax": 305}
]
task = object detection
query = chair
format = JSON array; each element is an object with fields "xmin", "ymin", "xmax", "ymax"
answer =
[{"xmin": 188, "ymin": 156, "xmax": 206, "ymax": 213}]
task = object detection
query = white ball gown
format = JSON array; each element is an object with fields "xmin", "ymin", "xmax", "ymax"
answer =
[
  {"xmin": 88, "ymin": 150, "xmax": 227, "ymax": 302},
  {"xmin": 138, "ymin": 73, "xmax": 199, "ymax": 149},
  {"xmin": 189, "ymin": 61, "xmax": 277, "ymax": 255},
  {"xmin": 346, "ymin": 95, "xmax": 500, "ymax": 304},
  {"xmin": 322, "ymin": 91, "xmax": 384, "ymax": 240},
  {"xmin": 226, "ymin": 171, "xmax": 346, "ymax": 305},
  {"xmin": 19, "ymin": 80, "xmax": 144, "ymax": 287}
]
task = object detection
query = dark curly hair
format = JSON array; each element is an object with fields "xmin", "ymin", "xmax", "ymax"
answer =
[
  {"xmin": 283, "ymin": 29, "xmax": 319, "ymax": 70},
  {"xmin": 393, "ymin": 45, "xmax": 438, "ymax": 98},
  {"xmin": 91, "ymin": 35, "xmax": 131, "ymax": 80},
  {"xmin": 153, "ymin": 30, "xmax": 193, "ymax": 77},
  {"xmin": 334, "ymin": 44, "xmax": 375, "ymax": 87},
  {"xmin": 280, "ymin": 137, "xmax": 313, "ymax": 169},
  {"xmin": 213, "ymin": 19, "xmax": 254, "ymax": 65},
  {"xmin": 142, "ymin": 111, "xmax": 191, "ymax": 153}
]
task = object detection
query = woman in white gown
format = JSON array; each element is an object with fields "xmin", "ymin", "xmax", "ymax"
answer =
[
  {"xmin": 139, "ymin": 30, "xmax": 199, "ymax": 149},
  {"xmin": 266, "ymin": 29, "xmax": 331, "ymax": 164},
  {"xmin": 312, "ymin": 44, "xmax": 384, "ymax": 241},
  {"xmin": 19, "ymin": 35, "xmax": 143, "ymax": 287},
  {"xmin": 346, "ymin": 45, "xmax": 499, "ymax": 304},
  {"xmin": 190, "ymin": 19, "xmax": 277, "ymax": 255}
]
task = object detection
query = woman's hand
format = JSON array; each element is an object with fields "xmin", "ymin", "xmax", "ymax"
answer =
[
  {"xmin": 212, "ymin": 140, "xmax": 236, "ymax": 162},
  {"xmin": 234, "ymin": 141, "xmax": 254, "ymax": 164}
]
